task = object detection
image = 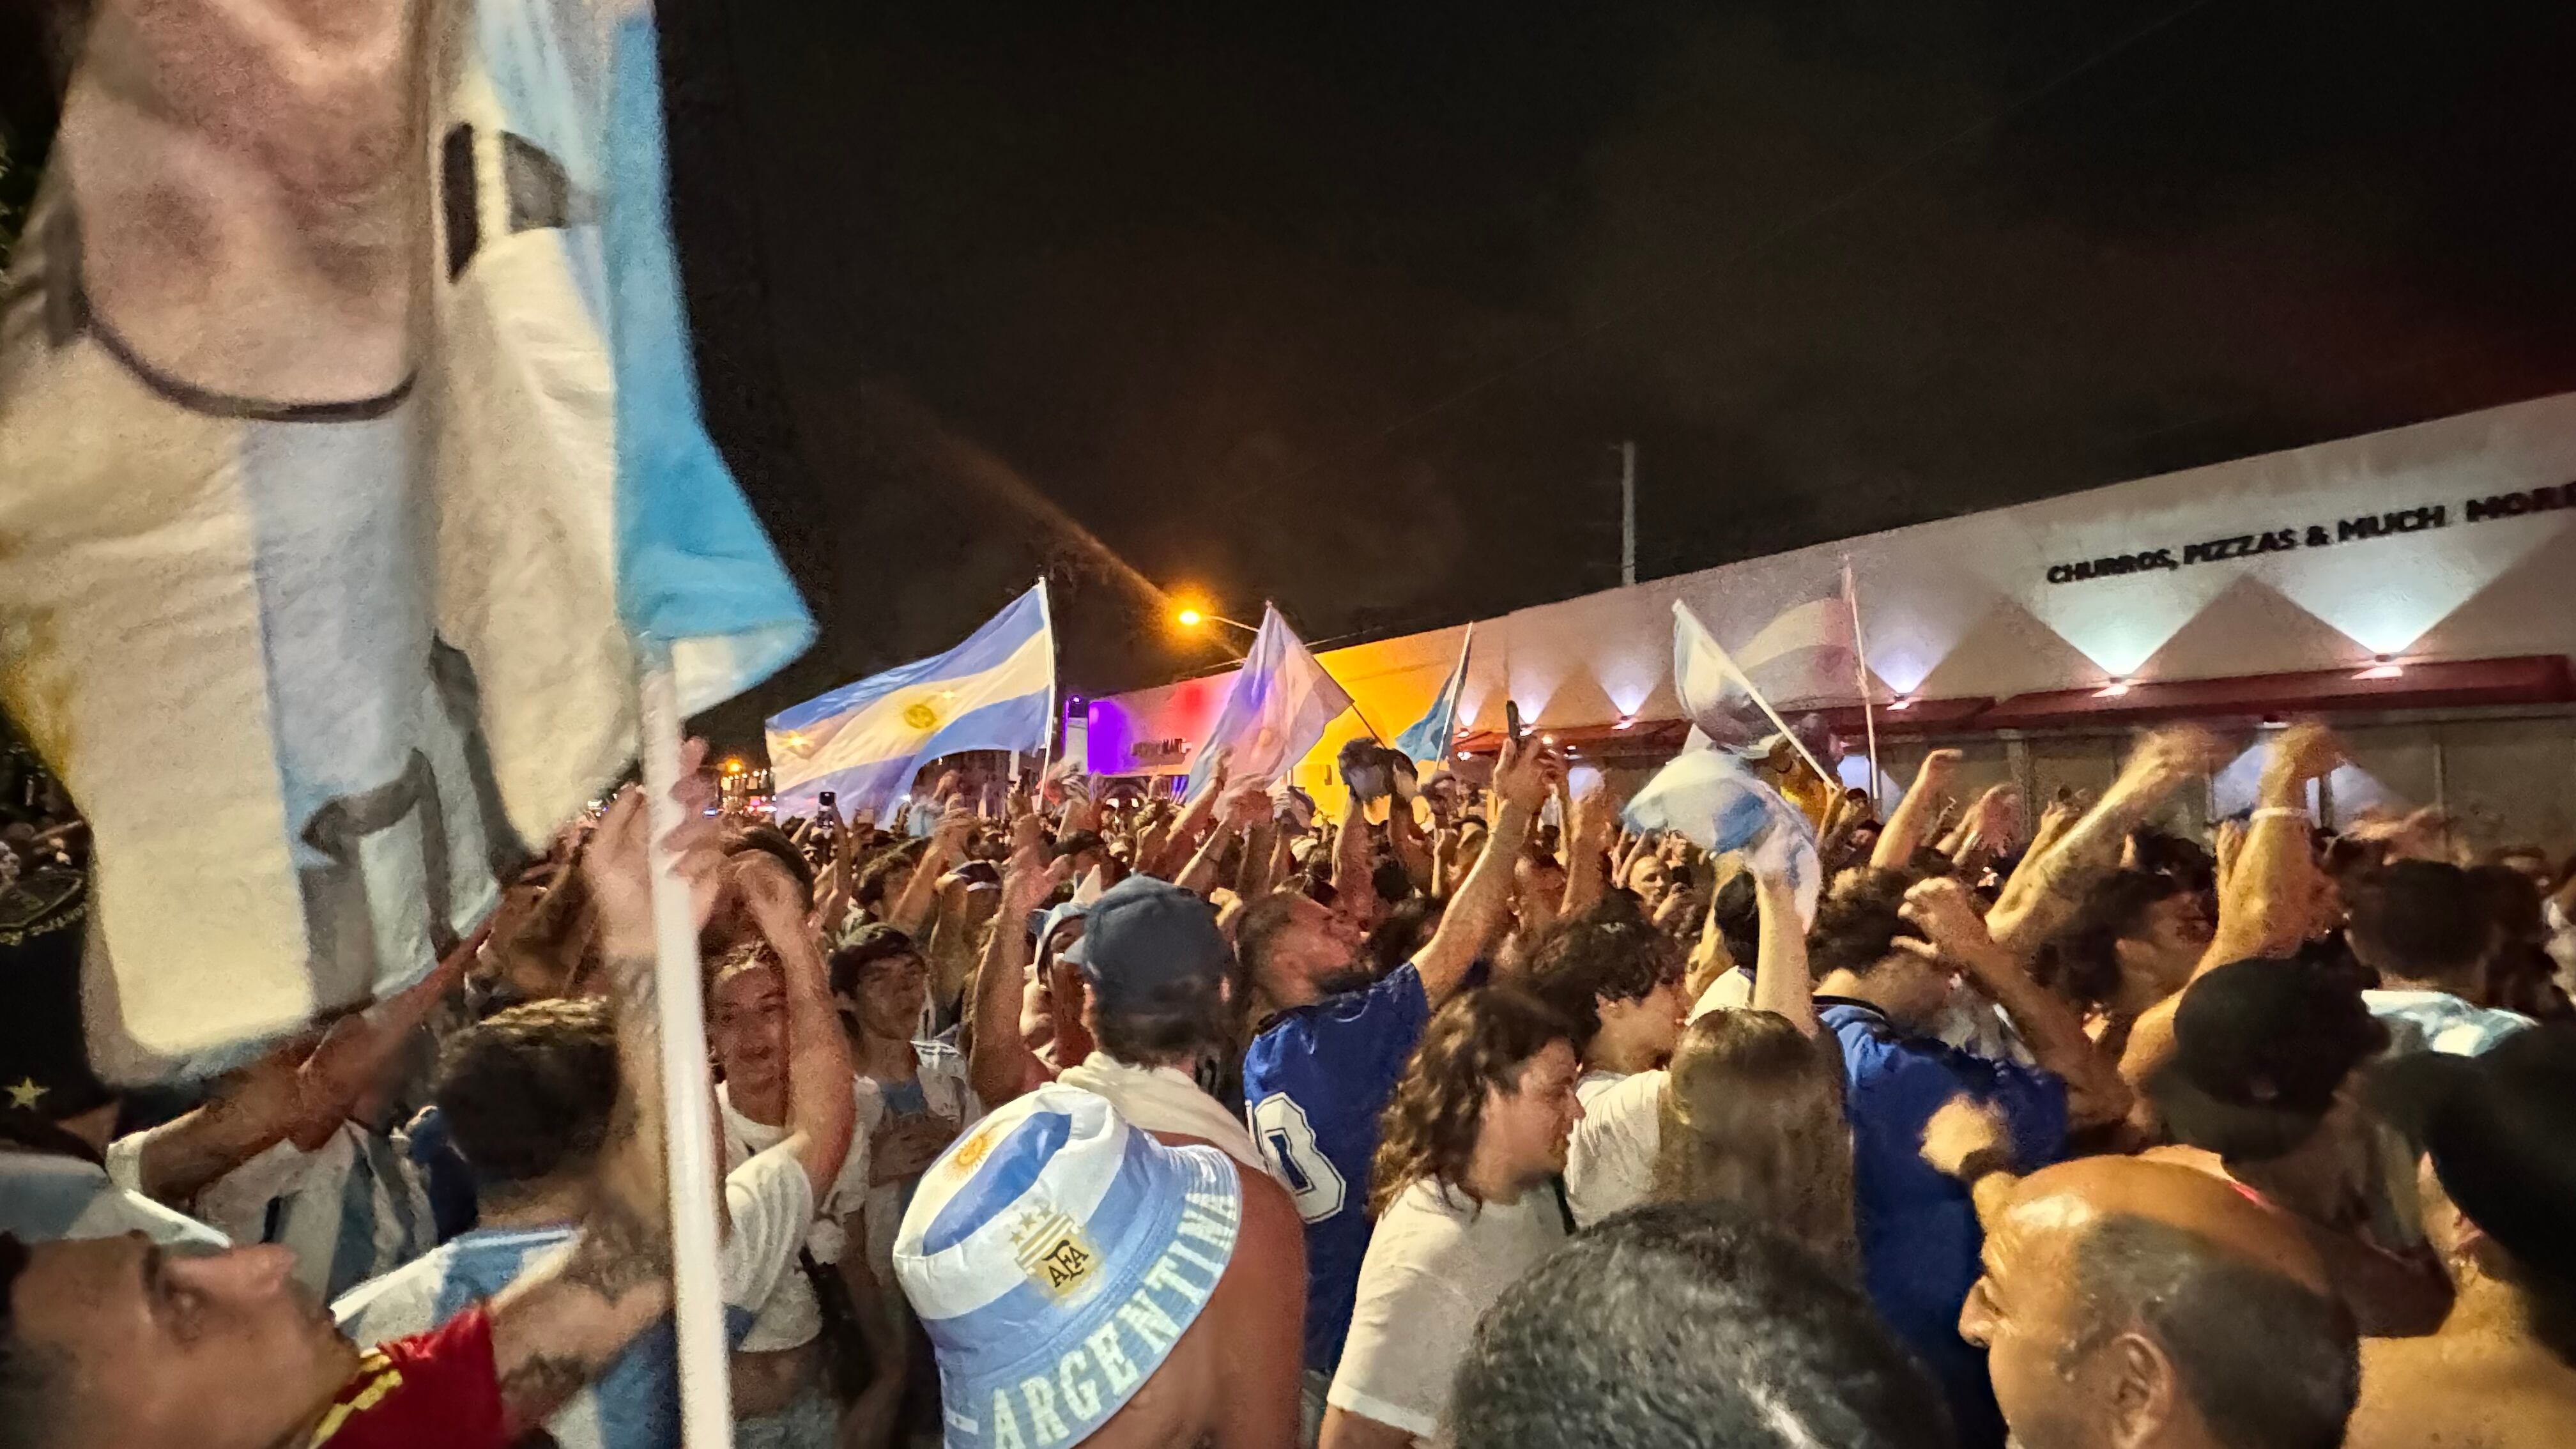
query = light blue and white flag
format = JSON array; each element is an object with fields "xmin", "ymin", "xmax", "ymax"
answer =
[
  {"xmin": 1392, "ymin": 624, "xmax": 1473, "ymax": 764},
  {"xmin": 0, "ymin": 0, "xmax": 809, "ymax": 1070},
  {"xmin": 1183, "ymin": 605, "xmax": 1354, "ymax": 800},
  {"xmin": 1624, "ymin": 746, "xmax": 1823, "ymax": 926},
  {"xmin": 767, "ymin": 584, "xmax": 1056, "ymax": 816},
  {"xmin": 1674, "ymin": 601, "xmax": 1836, "ymax": 781}
]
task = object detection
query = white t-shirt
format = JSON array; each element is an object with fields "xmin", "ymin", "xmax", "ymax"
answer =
[
  {"xmin": 1563, "ymin": 1068, "xmax": 1664, "ymax": 1229},
  {"xmin": 1693, "ymin": 966, "xmax": 1752, "ymax": 1018},
  {"xmin": 719, "ymin": 1080, "xmax": 875, "ymax": 1353},
  {"xmin": 1328, "ymin": 1176, "xmax": 1569, "ymax": 1445}
]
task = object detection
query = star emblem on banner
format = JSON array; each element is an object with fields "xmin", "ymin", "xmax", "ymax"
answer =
[{"xmin": 4, "ymin": 1077, "xmax": 47, "ymax": 1110}]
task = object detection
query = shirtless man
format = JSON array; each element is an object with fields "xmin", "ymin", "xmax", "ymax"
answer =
[
  {"xmin": 891, "ymin": 1083, "xmax": 1302, "ymax": 1449},
  {"xmin": 2349, "ymin": 1025, "xmax": 2576, "ymax": 1449},
  {"xmin": 1926, "ymin": 1131, "xmax": 2359, "ymax": 1449}
]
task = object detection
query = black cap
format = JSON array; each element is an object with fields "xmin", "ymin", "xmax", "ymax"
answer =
[
  {"xmin": 2368, "ymin": 1024, "xmax": 2576, "ymax": 1285},
  {"xmin": 1065, "ymin": 876, "xmax": 1231, "ymax": 1013},
  {"xmin": 2149, "ymin": 956, "xmax": 2389, "ymax": 1162}
]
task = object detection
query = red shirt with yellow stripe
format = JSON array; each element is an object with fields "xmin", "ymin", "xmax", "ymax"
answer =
[{"xmin": 305, "ymin": 1305, "xmax": 507, "ymax": 1449}]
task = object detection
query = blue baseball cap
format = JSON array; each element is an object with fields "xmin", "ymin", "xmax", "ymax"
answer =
[
  {"xmin": 894, "ymin": 1084, "xmax": 1244, "ymax": 1449},
  {"xmin": 1062, "ymin": 875, "xmax": 1231, "ymax": 1012}
]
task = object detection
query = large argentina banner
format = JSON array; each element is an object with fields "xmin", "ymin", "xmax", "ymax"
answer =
[
  {"xmin": 766, "ymin": 585, "xmax": 1057, "ymax": 818},
  {"xmin": 0, "ymin": 0, "xmax": 809, "ymax": 1073}
]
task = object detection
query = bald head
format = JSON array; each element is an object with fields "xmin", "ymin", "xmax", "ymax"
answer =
[
  {"xmin": 1966, "ymin": 1158, "xmax": 2358, "ymax": 1449},
  {"xmin": 2008, "ymin": 1156, "xmax": 2332, "ymax": 1292}
]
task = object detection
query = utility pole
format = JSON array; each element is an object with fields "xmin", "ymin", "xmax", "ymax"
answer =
[{"xmin": 1617, "ymin": 440, "xmax": 1637, "ymax": 586}]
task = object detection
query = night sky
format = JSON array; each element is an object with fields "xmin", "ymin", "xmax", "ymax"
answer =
[{"xmin": 664, "ymin": 0, "xmax": 2576, "ymax": 746}]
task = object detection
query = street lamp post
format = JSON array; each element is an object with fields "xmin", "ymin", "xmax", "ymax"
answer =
[{"xmin": 1174, "ymin": 607, "xmax": 1261, "ymax": 638}]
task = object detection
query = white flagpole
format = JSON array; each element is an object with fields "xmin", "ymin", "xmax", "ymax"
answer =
[
  {"xmin": 1035, "ymin": 577, "xmax": 1061, "ymax": 785},
  {"xmin": 1843, "ymin": 556, "xmax": 1883, "ymax": 814},
  {"xmin": 638, "ymin": 646, "xmax": 732, "ymax": 1449},
  {"xmin": 1443, "ymin": 621, "xmax": 1475, "ymax": 760}
]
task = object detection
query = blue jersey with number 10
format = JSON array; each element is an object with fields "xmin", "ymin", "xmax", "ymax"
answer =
[{"xmin": 1240, "ymin": 960, "xmax": 1433, "ymax": 1374}]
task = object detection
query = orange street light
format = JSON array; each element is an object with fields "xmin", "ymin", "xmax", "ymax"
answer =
[{"xmin": 1173, "ymin": 604, "xmax": 1259, "ymax": 636}]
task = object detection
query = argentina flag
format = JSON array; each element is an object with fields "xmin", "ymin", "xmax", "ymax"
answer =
[
  {"xmin": 1183, "ymin": 605, "xmax": 1354, "ymax": 800},
  {"xmin": 1674, "ymin": 596, "xmax": 1855, "ymax": 758},
  {"xmin": 766, "ymin": 583, "xmax": 1056, "ymax": 817},
  {"xmin": 1392, "ymin": 624, "xmax": 1473, "ymax": 765},
  {"xmin": 1624, "ymin": 745, "xmax": 1823, "ymax": 926},
  {"xmin": 0, "ymin": 0, "xmax": 809, "ymax": 1071}
]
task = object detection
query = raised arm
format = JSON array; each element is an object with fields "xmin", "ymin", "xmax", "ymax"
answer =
[
  {"xmin": 1386, "ymin": 790, "xmax": 1435, "ymax": 896},
  {"xmin": 1414, "ymin": 737, "xmax": 1561, "ymax": 999},
  {"xmin": 923, "ymin": 871, "xmax": 988, "ymax": 1020},
  {"xmin": 887, "ymin": 805, "xmax": 972, "ymax": 935},
  {"xmin": 1558, "ymin": 783, "xmax": 1615, "ymax": 919},
  {"xmin": 968, "ymin": 849, "xmax": 1070, "ymax": 1108},
  {"xmin": 485, "ymin": 756, "xmax": 726, "ymax": 1435},
  {"xmin": 734, "ymin": 853, "xmax": 856, "ymax": 1199},
  {"xmin": 1235, "ymin": 811, "xmax": 1281, "ymax": 903},
  {"xmin": 827, "ymin": 799, "xmax": 857, "ymax": 892},
  {"xmin": 114, "ymin": 1039, "xmax": 309, "ymax": 1208},
  {"xmin": 1947, "ymin": 785, "xmax": 2021, "ymax": 880},
  {"xmin": 1747, "ymin": 857, "xmax": 1820, "ymax": 1038},
  {"xmin": 1330, "ymin": 790, "xmax": 1377, "ymax": 916},
  {"xmin": 1995, "ymin": 788, "xmax": 2086, "ymax": 910},
  {"xmin": 1871, "ymin": 749, "xmax": 1962, "ymax": 871},
  {"xmin": 1151, "ymin": 759, "xmax": 1232, "ymax": 880},
  {"xmin": 1985, "ymin": 725, "xmax": 2223, "ymax": 958},
  {"xmin": 1179, "ymin": 779, "xmax": 1268, "ymax": 896},
  {"xmin": 2118, "ymin": 723, "xmax": 2340, "ymax": 1113},
  {"xmin": 1902, "ymin": 877, "xmax": 2132, "ymax": 1129}
]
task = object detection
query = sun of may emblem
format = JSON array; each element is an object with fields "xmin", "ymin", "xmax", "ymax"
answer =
[
  {"xmin": 902, "ymin": 700, "xmax": 940, "ymax": 732},
  {"xmin": 947, "ymin": 1123, "xmax": 1000, "ymax": 1177}
]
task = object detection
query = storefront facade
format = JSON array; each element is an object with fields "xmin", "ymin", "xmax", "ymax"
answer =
[{"xmin": 1089, "ymin": 390, "xmax": 2576, "ymax": 850}]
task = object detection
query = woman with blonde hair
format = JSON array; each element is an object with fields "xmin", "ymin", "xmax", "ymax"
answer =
[{"xmin": 1653, "ymin": 1008, "xmax": 1857, "ymax": 1271}]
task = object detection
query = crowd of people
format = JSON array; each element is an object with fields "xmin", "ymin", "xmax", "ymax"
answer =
[{"xmin": 4, "ymin": 718, "xmax": 2576, "ymax": 1449}]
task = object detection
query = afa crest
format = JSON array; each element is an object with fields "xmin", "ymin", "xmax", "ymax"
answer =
[{"xmin": 1011, "ymin": 1207, "xmax": 1101, "ymax": 1300}]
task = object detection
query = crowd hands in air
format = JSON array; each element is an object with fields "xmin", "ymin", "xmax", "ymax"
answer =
[{"xmin": 4, "ymin": 723, "xmax": 2576, "ymax": 1449}]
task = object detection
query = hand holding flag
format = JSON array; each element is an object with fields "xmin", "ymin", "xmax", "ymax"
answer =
[{"xmin": 1623, "ymin": 746, "xmax": 1823, "ymax": 927}]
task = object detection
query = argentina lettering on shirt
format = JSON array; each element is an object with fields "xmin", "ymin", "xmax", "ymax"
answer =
[
  {"xmin": 972, "ymin": 1190, "xmax": 1242, "ymax": 1449},
  {"xmin": 767, "ymin": 583, "xmax": 1056, "ymax": 815}
]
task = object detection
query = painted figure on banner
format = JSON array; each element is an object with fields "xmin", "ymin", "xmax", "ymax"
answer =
[{"xmin": 0, "ymin": 0, "xmax": 809, "ymax": 1070}]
